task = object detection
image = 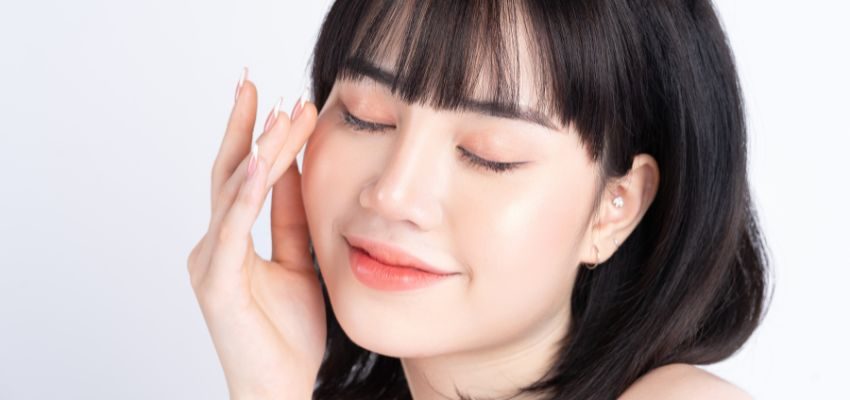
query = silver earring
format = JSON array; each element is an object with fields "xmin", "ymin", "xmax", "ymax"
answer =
[{"xmin": 612, "ymin": 196, "xmax": 624, "ymax": 208}]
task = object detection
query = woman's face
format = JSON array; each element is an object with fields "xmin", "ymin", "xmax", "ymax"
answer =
[{"xmin": 300, "ymin": 68, "xmax": 601, "ymax": 358}]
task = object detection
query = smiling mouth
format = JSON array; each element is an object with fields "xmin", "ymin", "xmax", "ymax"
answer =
[
  {"xmin": 343, "ymin": 235, "xmax": 459, "ymax": 276},
  {"xmin": 347, "ymin": 245, "xmax": 459, "ymax": 291}
]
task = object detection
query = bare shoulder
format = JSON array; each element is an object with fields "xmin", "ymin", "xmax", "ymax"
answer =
[{"xmin": 618, "ymin": 363, "xmax": 753, "ymax": 400}]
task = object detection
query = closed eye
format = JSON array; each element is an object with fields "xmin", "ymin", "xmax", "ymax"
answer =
[
  {"xmin": 341, "ymin": 109, "xmax": 389, "ymax": 131},
  {"xmin": 339, "ymin": 110, "xmax": 525, "ymax": 174}
]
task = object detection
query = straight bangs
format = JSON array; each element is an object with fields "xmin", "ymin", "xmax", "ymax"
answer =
[{"xmin": 311, "ymin": 0, "xmax": 629, "ymax": 170}]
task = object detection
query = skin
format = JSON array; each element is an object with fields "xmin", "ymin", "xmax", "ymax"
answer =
[
  {"xmin": 300, "ymin": 69, "xmax": 662, "ymax": 399},
  {"xmin": 188, "ymin": 30, "xmax": 750, "ymax": 400},
  {"xmin": 187, "ymin": 71, "xmax": 752, "ymax": 399},
  {"xmin": 300, "ymin": 8, "xmax": 665, "ymax": 392},
  {"xmin": 299, "ymin": 75, "xmax": 754, "ymax": 399},
  {"xmin": 187, "ymin": 76, "xmax": 326, "ymax": 400},
  {"xmin": 620, "ymin": 363, "xmax": 755, "ymax": 400}
]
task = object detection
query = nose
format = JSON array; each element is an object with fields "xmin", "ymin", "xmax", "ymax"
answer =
[{"xmin": 359, "ymin": 127, "xmax": 446, "ymax": 230}]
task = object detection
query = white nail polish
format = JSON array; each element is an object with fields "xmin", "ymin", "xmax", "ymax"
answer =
[
  {"xmin": 273, "ymin": 96, "xmax": 283, "ymax": 119},
  {"xmin": 235, "ymin": 66, "xmax": 248, "ymax": 102},
  {"xmin": 291, "ymin": 88, "xmax": 310, "ymax": 120},
  {"xmin": 299, "ymin": 89, "xmax": 309, "ymax": 108}
]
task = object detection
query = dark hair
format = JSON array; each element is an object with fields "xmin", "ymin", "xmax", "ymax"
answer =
[{"xmin": 306, "ymin": 1, "xmax": 772, "ymax": 399}]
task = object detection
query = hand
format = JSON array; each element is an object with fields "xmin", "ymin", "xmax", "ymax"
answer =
[{"xmin": 187, "ymin": 71, "xmax": 326, "ymax": 400}]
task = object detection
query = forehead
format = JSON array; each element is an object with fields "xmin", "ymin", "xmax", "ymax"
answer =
[{"xmin": 337, "ymin": 0, "xmax": 561, "ymax": 129}]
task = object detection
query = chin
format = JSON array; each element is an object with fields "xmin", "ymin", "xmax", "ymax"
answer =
[
  {"xmin": 325, "ymin": 287, "xmax": 446, "ymax": 358},
  {"xmin": 319, "ymin": 256, "xmax": 468, "ymax": 359},
  {"xmin": 340, "ymin": 315, "xmax": 440, "ymax": 358}
]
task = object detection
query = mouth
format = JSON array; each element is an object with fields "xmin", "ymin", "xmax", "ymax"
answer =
[
  {"xmin": 347, "ymin": 244, "xmax": 459, "ymax": 291},
  {"xmin": 343, "ymin": 235, "xmax": 459, "ymax": 276}
]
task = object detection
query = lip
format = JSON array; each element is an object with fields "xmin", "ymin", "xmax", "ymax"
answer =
[
  {"xmin": 343, "ymin": 235, "xmax": 458, "ymax": 275},
  {"xmin": 348, "ymin": 245, "xmax": 458, "ymax": 291}
]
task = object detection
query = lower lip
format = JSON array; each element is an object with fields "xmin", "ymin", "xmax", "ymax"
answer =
[{"xmin": 348, "ymin": 246, "xmax": 457, "ymax": 291}]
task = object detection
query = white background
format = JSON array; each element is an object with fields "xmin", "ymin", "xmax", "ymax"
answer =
[{"xmin": 0, "ymin": 1, "xmax": 846, "ymax": 398}]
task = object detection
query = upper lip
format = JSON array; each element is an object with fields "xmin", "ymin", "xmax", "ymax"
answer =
[{"xmin": 345, "ymin": 235, "xmax": 459, "ymax": 275}]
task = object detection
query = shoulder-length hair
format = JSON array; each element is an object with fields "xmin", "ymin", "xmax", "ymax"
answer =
[{"xmin": 306, "ymin": 1, "xmax": 772, "ymax": 399}]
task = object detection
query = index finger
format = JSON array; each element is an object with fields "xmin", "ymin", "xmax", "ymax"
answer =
[{"xmin": 211, "ymin": 67, "xmax": 257, "ymax": 211}]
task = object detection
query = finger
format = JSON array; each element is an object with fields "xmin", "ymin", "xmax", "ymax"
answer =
[
  {"xmin": 211, "ymin": 69, "xmax": 257, "ymax": 211},
  {"xmin": 267, "ymin": 97, "xmax": 318, "ymax": 188},
  {"xmin": 206, "ymin": 99, "xmax": 293, "ymax": 248},
  {"xmin": 209, "ymin": 151, "xmax": 270, "ymax": 278},
  {"xmin": 268, "ymin": 102, "xmax": 317, "ymax": 267}
]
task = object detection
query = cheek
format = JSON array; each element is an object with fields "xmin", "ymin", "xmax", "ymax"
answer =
[{"xmin": 454, "ymin": 163, "xmax": 595, "ymax": 334}]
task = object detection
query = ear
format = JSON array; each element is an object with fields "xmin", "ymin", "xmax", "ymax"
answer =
[{"xmin": 579, "ymin": 154, "xmax": 660, "ymax": 266}]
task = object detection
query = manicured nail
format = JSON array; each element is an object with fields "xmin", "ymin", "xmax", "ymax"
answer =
[
  {"xmin": 274, "ymin": 96, "xmax": 283, "ymax": 119},
  {"xmin": 234, "ymin": 66, "xmax": 248, "ymax": 103},
  {"xmin": 247, "ymin": 142, "xmax": 259, "ymax": 178},
  {"xmin": 291, "ymin": 89, "xmax": 310, "ymax": 121},
  {"xmin": 264, "ymin": 97, "xmax": 284, "ymax": 132}
]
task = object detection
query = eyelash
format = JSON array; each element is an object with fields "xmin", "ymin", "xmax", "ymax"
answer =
[{"xmin": 340, "ymin": 110, "xmax": 522, "ymax": 174}]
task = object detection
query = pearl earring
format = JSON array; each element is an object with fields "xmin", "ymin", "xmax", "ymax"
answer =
[{"xmin": 612, "ymin": 196, "xmax": 624, "ymax": 208}]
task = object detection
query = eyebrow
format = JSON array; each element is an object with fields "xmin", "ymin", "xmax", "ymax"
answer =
[{"xmin": 340, "ymin": 57, "xmax": 560, "ymax": 131}]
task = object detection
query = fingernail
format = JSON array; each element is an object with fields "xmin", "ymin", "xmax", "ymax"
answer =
[
  {"xmin": 247, "ymin": 142, "xmax": 259, "ymax": 178},
  {"xmin": 234, "ymin": 66, "xmax": 248, "ymax": 103},
  {"xmin": 263, "ymin": 97, "xmax": 283, "ymax": 132},
  {"xmin": 291, "ymin": 89, "xmax": 310, "ymax": 121}
]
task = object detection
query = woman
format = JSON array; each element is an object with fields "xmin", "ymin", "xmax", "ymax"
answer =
[{"xmin": 187, "ymin": 1, "xmax": 770, "ymax": 399}]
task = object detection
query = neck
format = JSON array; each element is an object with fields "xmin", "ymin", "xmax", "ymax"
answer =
[{"xmin": 400, "ymin": 307, "xmax": 569, "ymax": 400}]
